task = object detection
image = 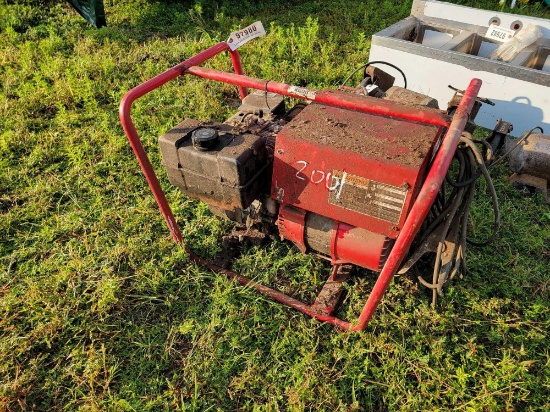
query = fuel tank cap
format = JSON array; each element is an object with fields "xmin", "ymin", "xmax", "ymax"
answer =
[{"xmin": 192, "ymin": 127, "xmax": 219, "ymax": 151}]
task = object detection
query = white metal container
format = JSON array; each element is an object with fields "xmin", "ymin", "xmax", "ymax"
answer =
[{"xmin": 368, "ymin": 0, "xmax": 550, "ymax": 137}]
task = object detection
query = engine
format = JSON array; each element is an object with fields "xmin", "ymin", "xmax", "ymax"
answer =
[{"xmin": 158, "ymin": 80, "xmax": 453, "ymax": 273}]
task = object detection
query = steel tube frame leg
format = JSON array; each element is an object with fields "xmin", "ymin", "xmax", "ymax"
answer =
[{"xmin": 119, "ymin": 42, "xmax": 246, "ymax": 243}]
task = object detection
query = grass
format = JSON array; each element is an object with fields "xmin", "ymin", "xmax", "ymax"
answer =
[{"xmin": 1, "ymin": 0, "xmax": 550, "ymax": 409}]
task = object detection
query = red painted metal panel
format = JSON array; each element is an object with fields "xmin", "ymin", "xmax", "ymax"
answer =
[
  {"xmin": 271, "ymin": 102, "xmax": 443, "ymax": 238},
  {"xmin": 277, "ymin": 205, "xmax": 307, "ymax": 253},
  {"xmin": 332, "ymin": 222, "xmax": 391, "ymax": 270}
]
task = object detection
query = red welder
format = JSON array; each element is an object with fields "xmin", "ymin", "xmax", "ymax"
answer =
[{"xmin": 120, "ymin": 41, "xmax": 501, "ymax": 331}]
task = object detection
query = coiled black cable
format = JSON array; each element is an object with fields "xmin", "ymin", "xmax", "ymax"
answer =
[
  {"xmin": 340, "ymin": 61, "xmax": 408, "ymax": 89},
  {"xmin": 401, "ymin": 132, "xmax": 501, "ymax": 305}
]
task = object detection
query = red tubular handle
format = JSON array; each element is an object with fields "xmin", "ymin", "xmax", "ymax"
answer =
[
  {"xmin": 185, "ymin": 66, "xmax": 451, "ymax": 128},
  {"xmin": 119, "ymin": 42, "xmax": 246, "ymax": 243},
  {"xmin": 119, "ymin": 41, "xmax": 481, "ymax": 331}
]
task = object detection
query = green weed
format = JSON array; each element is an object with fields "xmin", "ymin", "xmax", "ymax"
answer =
[{"xmin": 1, "ymin": 0, "xmax": 549, "ymax": 410}]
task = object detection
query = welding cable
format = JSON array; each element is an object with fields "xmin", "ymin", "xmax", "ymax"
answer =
[
  {"xmin": 474, "ymin": 138, "xmax": 494, "ymax": 162},
  {"xmin": 451, "ymin": 146, "xmax": 476, "ymax": 283},
  {"xmin": 415, "ymin": 193, "xmax": 467, "ymax": 294},
  {"xmin": 418, "ymin": 165, "xmax": 472, "ymax": 297},
  {"xmin": 436, "ymin": 199, "xmax": 471, "ymax": 297},
  {"xmin": 458, "ymin": 135, "xmax": 500, "ymax": 247},
  {"xmin": 442, "ymin": 133, "xmax": 500, "ymax": 246},
  {"xmin": 412, "ymin": 184, "xmax": 469, "ymax": 293},
  {"xmin": 448, "ymin": 242, "xmax": 464, "ymax": 281},
  {"xmin": 408, "ymin": 132, "xmax": 499, "ymax": 304},
  {"xmin": 339, "ymin": 61, "xmax": 408, "ymax": 89},
  {"xmin": 430, "ymin": 186, "xmax": 464, "ymax": 304},
  {"xmin": 417, "ymin": 150, "xmax": 465, "ymax": 244},
  {"xmin": 457, "ymin": 181, "xmax": 475, "ymax": 276},
  {"xmin": 415, "ymin": 266, "xmax": 438, "ymax": 289},
  {"xmin": 445, "ymin": 141, "xmax": 486, "ymax": 188},
  {"xmin": 415, "ymin": 195, "xmax": 471, "ymax": 303}
]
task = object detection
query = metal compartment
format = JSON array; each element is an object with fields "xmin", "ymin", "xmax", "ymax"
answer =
[{"xmin": 369, "ymin": 0, "xmax": 550, "ymax": 136}]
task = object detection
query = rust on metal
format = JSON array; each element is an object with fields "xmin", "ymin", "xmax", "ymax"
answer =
[
  {"xmin": 282, "ymin": 102, "xmax": 441, "ymax": 168},
  {"xmin": 120, "ymin": 40, "xmax": 482, "ymax": 331},
  {"xmin": 311, "ymin": 265, "xmax": 353, "ymax": 315}
]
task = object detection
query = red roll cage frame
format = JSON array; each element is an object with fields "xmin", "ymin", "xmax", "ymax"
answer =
[{"xmin": 119, "ymin": 41, "xmax": 482, "ymax": 331}]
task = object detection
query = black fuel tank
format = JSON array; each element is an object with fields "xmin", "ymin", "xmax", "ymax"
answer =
[{"xmin": 158, "ymin": 119, "xmax": 269, "ymax": 211}]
